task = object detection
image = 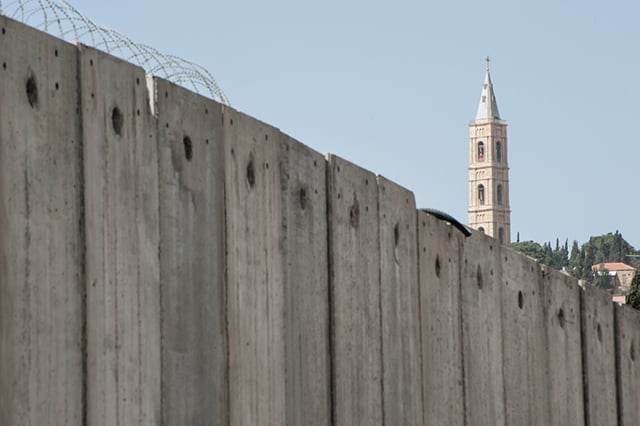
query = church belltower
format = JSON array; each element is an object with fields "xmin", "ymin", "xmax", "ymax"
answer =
[{"xmin": 468, "ymin": 57, "xmax": 511, "ymax": 243}]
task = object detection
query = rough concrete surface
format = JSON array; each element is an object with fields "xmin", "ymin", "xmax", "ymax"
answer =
[
  {"xmin": 223, "ymin": 107, "xmax": 286, "ymax": 426},
  {"xmin": 0, "ymin": 16, "xmax": 83, "ymax": 426},
  {"xmin": 544, "ymin": 270, "xmax": 584, "ymax": 426},
  {"xmin": 615, "ymin": 302, "xmax": 640, "ymax": 426},
  {"xmin": 154, "ymin": 77, "xmax": 227, "ymax": 425},
  {"xmin": 80, "ymin": 45, "xmax": 161, "ymax": 425},
  {"xmin": 280, "ymin": 134, "xmax": 331, "ymax": 425},
  {"xmin": 2, "ymin": 14, "xmax": 640, "ymax": 426},
  {"xmin": 581, "ymin": 283, "xmax": 618, "ymax": 425},
  {"xmin": 460, "ymin": 231, "xmax": 505, "ymax": 426},
  {"xmin": 418, "ymin": 211, "xmax": 465, "ymax": 426},
  {"xmin": 327, "ymin": 154, "xmax": 383, "ymax": 426},
  {"xmin": 378, "ymin": 176, "xmax": 422, "ymax": 426},
  {"xmin": 501, "ymin": 247, "xmax": 550, "ymax": 425}
]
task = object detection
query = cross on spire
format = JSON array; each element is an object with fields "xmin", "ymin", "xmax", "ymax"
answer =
[{"xmin": 485, "ymin": 56, "xmax": 490, "ymax": 71}]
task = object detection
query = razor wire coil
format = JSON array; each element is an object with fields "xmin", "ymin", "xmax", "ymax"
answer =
[{"xmin": 0, "ymin": 0, "xmax": 230, "ymax": 105}]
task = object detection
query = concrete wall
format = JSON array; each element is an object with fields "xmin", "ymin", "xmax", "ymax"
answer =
[{"xmin": 2, "ymin": 15, "xmax": 640, "ymax": 425}]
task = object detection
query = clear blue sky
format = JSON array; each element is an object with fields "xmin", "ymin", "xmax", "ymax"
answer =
[{"xmin": 45, "ymin": 1, "xmax": 640, "ymax": 247}]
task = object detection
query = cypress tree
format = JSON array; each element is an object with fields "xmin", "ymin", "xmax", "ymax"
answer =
[{"xmin": 626, "ymin": 271, "xmax": 640, "ymax": 310}]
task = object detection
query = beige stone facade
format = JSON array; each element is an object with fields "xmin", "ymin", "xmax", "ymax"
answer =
[
  {"xmin": 592, "ymin": 262, "xmax": 637, "ymax": 294},
  {"xmin": 468, "ymin": 58, "xmax": 511, "ymax": 244}
]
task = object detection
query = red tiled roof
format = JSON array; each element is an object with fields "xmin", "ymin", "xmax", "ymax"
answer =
[{"xmin": 591, "ymin": 262, "xmax": 636, "ymax": 272}]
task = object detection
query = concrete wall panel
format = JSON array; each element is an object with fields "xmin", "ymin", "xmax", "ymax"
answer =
[
  {"xmin": 80, "ymin": 46, "xmax": 160, "ymax": 425},
  {"xmin": 0, "ymin": 16, "xmax": 83, "ymax": 425},
  {"xmin": 615, "ymin": 302, "xmax": 640, "ymax": 425},
  {"xmin": 377, "ymin": 177, "xmax": 422, "ymax": 425},
  {"xmin": 280, "ymin": 134, "xmax": 331, "ymax": 425},
  {"xmin": 4, "ymin": 16, "xmax": 640, "ymax": 426},
  {"xmin": 544, "ymin": 271, "xmax": 584, "ymax": 426},
  {"xmin": 501, "ymin": 248, "xmax": 550, "ymax": 425},
  {"xmin": 460, "ymin": 232, "xmax": 505, "ymax": 425},
  {"xmin": 154, "ymin": 78, "xmax": 227, "ymax": 425},
  {"xmin": 581, "ymin": 283, "xmax": 617, "ymax": 425},
  {"xmin": 327, "ymin": 154, "xmax": 382, "ymax": 426},
  {"xmin": 418, "ymin": 212, "xmax": 464, "ymax": 426},
  {"xmin": 223, "ymin": 107, "xmax": 285, "ymax": 426}
]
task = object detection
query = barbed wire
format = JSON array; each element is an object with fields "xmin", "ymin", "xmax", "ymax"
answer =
[{"xmin": 0, "ymin": 0, "xmax": 230, "ymax": 105}]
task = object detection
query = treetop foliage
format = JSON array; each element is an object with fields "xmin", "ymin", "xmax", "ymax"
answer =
[
  {"xmin": 626, "ymin": 270, "xmax": 640, "ymax": 309},
  {"xmin": 509, "ymin": 231, "xmax": 640, "ymax": 284}
]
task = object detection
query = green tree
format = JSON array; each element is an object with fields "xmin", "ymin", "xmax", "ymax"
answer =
[
  {"xmin": 511, "ymin": 232, "xmax": 639, "ymax": 280},
  {"xmin": 593, "ymin": 267, "xmax": 613, "ymax": 289},
  {"xmin": 509, "ymin": 241, "xmax": 545, "ymax": 262},
  {"xmin": 568, "ymin": 240, "xmax": 582, "ymax": 277},
  {"xmin": 626, "ymin": 271, "xmax": 640, "ymax": 310}
]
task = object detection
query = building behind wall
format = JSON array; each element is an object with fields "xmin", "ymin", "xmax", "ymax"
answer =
[{"xmin": 468, "ymin": 57, "xmax": 511, "ymax": 244}]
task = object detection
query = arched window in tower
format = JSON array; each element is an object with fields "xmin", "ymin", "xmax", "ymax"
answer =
[
  {"xmin": 496, "ymin": 141, "xmax": 502, "ymax": 163},
  {"xmin": 498, "ymin": 227, "xmax": 504, "ymax": 244},
  {"xmin": 497, "ymin": 184, "xmax": 503, "ymax": 205},
  {"xmin": 477, "ymin": 141, "xmax": 485, "ymax": 161},
  {"xmin": 478, "ymin": 184, "xmax": 485, "ymax": 205}
]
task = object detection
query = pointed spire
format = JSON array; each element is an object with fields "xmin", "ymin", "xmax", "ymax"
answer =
[{"xmin": 475, "ymin": 56, "xmax": 501, "ymax": 121}]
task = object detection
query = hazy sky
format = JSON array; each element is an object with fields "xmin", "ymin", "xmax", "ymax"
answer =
[{"xmin": 21, "ymin": 1, "xmax": 640, "ymax": 247}]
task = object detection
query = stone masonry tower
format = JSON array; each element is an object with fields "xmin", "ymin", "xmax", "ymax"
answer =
[{"xmin": 468, "ymin": 57, "xmax": 511, "ymax": 243}]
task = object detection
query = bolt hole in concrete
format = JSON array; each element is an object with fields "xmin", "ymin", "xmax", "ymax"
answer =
[
  {"xmin": 518, "ymin": 291, "xmax": 524, "ymax": 309},
  {"xmin": 557, "ymin": 308, "xmax": 565, "ymax": 328},
  {"xmin": 26, "ymin": 74, "xmax": 38, "ymax": 107},
  {"xmin": 349, "ymin": 199, "xmax": 359, "ymax": 229},
  {"xmin": 55, "ymin": 82, "xmax": 59, "ymax": 90},
  {"xmin": 111, "ymin": 107, "xmax": 123, "ymax": 135},
  {"xmin": 394, "ymin": 223, "xmax": 400, "ymax": 247},
  {"xmin": 596, "ymin": 323, "xmax": 602, "ymax": 342},
  {"xmin": 54, "ymin": 48, "xmax": 58, "ymax": 57},
  {"xmin": 1, "ymin": 27, "xmax": 5, "ymax": 35},
  {"xmin": 476, "ymin": 265, "xmax": 483, "ymax": 289},
  {"xmin": 183, "ymin": 136, "xmax": 193, "ymax": 161},
  {"xmin": 299, "ymin": 186, "xmax": 307, "ymax": 209},
  {"xmin": 435, "ymin": 255, "xmax": 441, "ymax": 278},
  {"xmin": 2, "ymin": 62, "xmax": 6, "ymax": 70},
  {"xmin": 246, "ymin": 158, "xmax": 255, "ymax": 187},
  {"xmin": 631, "ymin": 341, "xmax": 635, "ymax": 361}
]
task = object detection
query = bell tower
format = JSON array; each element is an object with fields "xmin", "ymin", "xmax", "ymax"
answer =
[{"xmin": 468, "ymin": 57, "xmax": 511, "ymax": 244}]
